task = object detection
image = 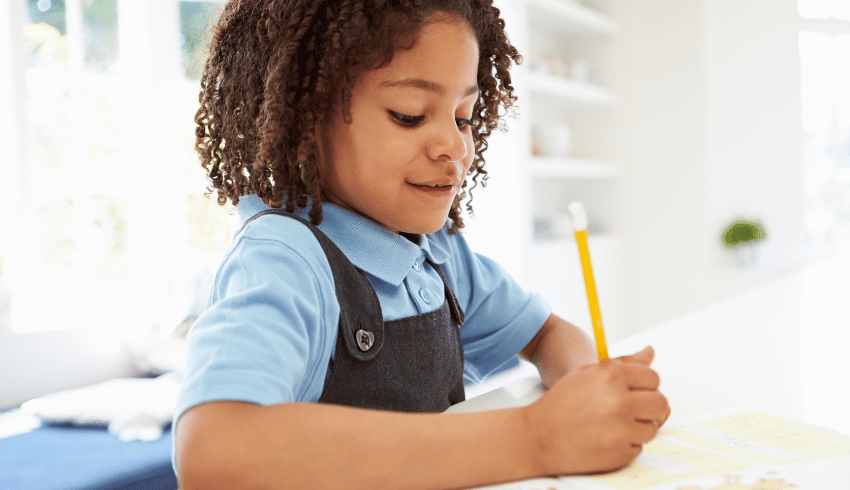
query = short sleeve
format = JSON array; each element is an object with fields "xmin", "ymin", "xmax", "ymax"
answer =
[
  {"xmin": 432, "ymin": 231, "xmax": 552, "ymax": 383},
  {"xmin": 174, "ymin": 218, "xmax": 338, "ymax": 426}
]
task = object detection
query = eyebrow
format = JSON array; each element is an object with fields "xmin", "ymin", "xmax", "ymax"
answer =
[{"xmin": 380, "ymin": 78, "xmax": 479, "ymax": 98}]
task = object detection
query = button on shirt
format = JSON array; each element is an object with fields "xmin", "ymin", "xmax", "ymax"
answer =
[{"xmin": 175, "ymin": 195, "xmax": 551, "ymax": 426}]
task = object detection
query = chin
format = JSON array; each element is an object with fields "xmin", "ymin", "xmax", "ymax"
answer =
[{"xmin": 400, "ymin": 219, "xmax": 449, "ymax": 236}]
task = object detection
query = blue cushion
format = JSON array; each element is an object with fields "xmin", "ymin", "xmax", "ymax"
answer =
[{"xmin": 0, "ymin": 421, "xmax": 176, "ymax": 490}]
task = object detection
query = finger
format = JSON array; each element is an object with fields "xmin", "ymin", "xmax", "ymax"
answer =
[
  {"xmin": 620, "ymin": 363, "xmax": 661, "ymax": 390},
  {"xmin": 614, "ymin": 346, "xmax": 655, "ymax": 366},
  {"xmin": 659, "ymin": 403, "xmax": 672, "ymax": 428},
  {"xmin": 629, "ymin": 390, "xmax": 669, "ymax": 421},
  {"xmin": 632, "ymin": 419, "xmax": 661, "ymax": 445}
]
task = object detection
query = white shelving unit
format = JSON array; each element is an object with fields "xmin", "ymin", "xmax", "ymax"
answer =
[
  {"xmin": 497, "ymin": 0, "xmax": 625, "ymax": 338},
  {"xmin": 525, "ymin": 71, "xmax": 617, "ymax": 106}
]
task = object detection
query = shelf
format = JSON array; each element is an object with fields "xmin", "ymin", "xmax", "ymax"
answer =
[
  {"xmin": 529, "ymin": 157, "xmax": 617, "ymax": 179},
  {"xmin": 530, "ymin": 232, "xmax": 618, "ymax": 247},
  {"xmin": 524, "ymin": 0, "xmax": 618, "ymax": 36},
  {"xmin": 525, "ymin": 70, "xmax": 617, "ymax": 106},
  {"xmin": 533, "ymin": 214, "xmax": 610, "ymax": 241}
]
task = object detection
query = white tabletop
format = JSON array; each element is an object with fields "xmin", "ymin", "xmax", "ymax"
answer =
[{"xmin": 452, "ymin": 253, "xmax": 850, "ymax": 436}]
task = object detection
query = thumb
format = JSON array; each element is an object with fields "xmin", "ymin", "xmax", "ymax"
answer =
[{"xmin": 614, "ymin": 346, "xmax": 655, "ymax": 366}]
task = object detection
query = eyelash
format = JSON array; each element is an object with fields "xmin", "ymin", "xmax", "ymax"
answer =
[
  {"xmin": 390, "ymin": 111, "xmax": 424, "ymax": 127},
  {"xmin": 456, "ymin": 117, "xmax": 473, "ymax": 130},
  {"xmin": 389, "ymin": 110, "xmax": 472, "ymax": 130}
]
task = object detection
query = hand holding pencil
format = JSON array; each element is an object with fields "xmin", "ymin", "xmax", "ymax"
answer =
[{"xmin": 520, "ymin": 208, "xmax": 671, "ymax": 474}]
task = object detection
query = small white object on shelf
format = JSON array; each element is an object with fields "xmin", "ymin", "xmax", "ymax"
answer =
[{"xmin": 536, "ymin": 123, "xmax": 572, "ymax": 157}]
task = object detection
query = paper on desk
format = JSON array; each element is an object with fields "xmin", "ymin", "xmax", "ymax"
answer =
[
  {"xmin": 472, "ymin": 406, "xmax": 850, "ymax": 490},
  {"xmin": 448, "ymin": 376, "xmax": 546, "ymax": 414}
]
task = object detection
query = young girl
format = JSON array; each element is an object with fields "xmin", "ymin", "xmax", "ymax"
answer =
[{"xmin": 174, "ymin": 1, "xmax": 670, "ymax": 489}]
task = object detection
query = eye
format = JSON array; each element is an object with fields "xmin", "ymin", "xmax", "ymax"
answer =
[
  {"xmin": 455, "ymin": 117, "xmax": 473, "ymax": 130},
  {"xmin": 389, "ymin": 110, "xmax": 424, "ymax": 128}
]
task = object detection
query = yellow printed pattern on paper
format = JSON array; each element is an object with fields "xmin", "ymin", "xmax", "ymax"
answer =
[
  {"xmin": 591, "ymin": 438, "xmax": 754, "ymax": 490},
  {"xmin": 665, "ymin": 411, "xmax": 850, "ymax": 465},
  {"xmin": 677, "ymin": 473, "xmax": 796, "ymax": 490}
]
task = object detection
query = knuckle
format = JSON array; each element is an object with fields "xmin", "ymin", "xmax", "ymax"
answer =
[
  {"xmin": 647, "ymin": 368, "xmax": 661, "ymax": 387},
  {"xmin": 647, "ymin": 395, "xmax": 666, "ymax": 413},
  {"xmin": 657, "ymin": 393, "xmax": 670, "ymax": 412},
  {"xmin": 599, "ymin": 361, "xmax": 626, "ymax": 383}
]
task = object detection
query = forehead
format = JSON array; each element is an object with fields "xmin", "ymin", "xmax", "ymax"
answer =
[{"xmin": 361, "ymin": 17, "xmax": 480, "ymax": 93}]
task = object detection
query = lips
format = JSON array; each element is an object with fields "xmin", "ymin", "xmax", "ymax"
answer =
[
  {"xmin": 409, "ymin": 183, "xmax": 454, "ymax": 190},
  {"xmin": 407, "ymin": 177, "xmax": 460, "ymax": 191}
]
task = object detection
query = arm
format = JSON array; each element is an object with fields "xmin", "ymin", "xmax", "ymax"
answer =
[
  {"xmin": 518, "ymin": 312, "xmax": 598, "ymax": 388},
  {"xmin": 176, "ymin": 401, "xmax": 538, "ymax": 490},
  {"xmin": 176, "ymin": 342, "xmax": 670, "ymax": 490}
]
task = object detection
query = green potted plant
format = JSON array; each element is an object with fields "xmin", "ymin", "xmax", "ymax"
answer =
[{"xmin": 721, "ymin": 219, "xmax": 767, "ymax": 267}]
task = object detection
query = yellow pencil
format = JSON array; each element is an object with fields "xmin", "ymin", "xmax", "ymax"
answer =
[{"xmin": 567, "ymin": 201, "xmax": 609, "ymax": 362}]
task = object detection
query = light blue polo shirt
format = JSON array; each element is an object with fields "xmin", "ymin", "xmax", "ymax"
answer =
[{"xmin": 174, "ymin": 195, "xmax": 551, "ymax": 426}]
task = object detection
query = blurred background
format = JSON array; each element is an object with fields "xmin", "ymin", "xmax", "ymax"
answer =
[{"xmin": 1, "ymin": 0, "xmax": 848, "ymax": 408}]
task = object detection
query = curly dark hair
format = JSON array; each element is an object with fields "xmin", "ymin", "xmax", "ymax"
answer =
[{"xmin": 196, "ymin": 0, "xmax": 521, "ymax": 232}]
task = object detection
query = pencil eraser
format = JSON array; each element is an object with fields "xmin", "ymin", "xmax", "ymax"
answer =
[{"xmin": 567, "ymin": 201, "xmax": 588, "ymax": 231}]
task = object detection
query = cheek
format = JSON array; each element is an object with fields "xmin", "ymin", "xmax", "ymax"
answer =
[{"xmin": 373, "ymin": 131, "xmax": 420, "ymax": 167}]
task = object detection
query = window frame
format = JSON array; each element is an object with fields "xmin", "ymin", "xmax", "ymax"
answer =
[{"xmin": 798, "ymin": 4, "xmax": 850, "ymax": 252}]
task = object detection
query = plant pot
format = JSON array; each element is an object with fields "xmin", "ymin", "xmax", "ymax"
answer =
[{"xmin": 733, "ymin": 242, "xmax": 760, "ymax": 268}]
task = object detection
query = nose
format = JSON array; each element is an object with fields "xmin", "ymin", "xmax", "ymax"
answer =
[{"xmin": 427, "ymin": 118, "xmax": 469, "ymax": 163}]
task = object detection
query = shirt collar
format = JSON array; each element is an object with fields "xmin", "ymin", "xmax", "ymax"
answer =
[{"xmin": 236, "ymin": 195, "xmax": 450, "ymax": 287}]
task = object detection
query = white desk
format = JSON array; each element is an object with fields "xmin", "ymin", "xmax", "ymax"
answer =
[{"xmin": 452, "ymin": 254, "xmax": 850, "ymax": 436}]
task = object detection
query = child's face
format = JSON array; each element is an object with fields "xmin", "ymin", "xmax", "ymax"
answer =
[{"xmin": 315, "ymin": 16, "xmax": 479, "ymax": 235}]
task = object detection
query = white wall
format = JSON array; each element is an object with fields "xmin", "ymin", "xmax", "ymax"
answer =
[
  {"xmin": 616, "ymin": 0, "xmax": 711, "ymax": 335},
  {"xmin": 616, "ymin": 0, "xmax": 805, "ymax": 335},
  {"xmin": 703, "ymin": 0, "xmax": 805, "ymax": 276}
]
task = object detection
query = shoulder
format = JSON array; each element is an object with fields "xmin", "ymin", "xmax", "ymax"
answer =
[
  {"xmin": 229, "ymin": 197, "xmax": 328, "ymax": 269},
  {"xmin": 209, "ymin": 212, "xmax": 334, "ymax": 305},
  {"xmin": 187, "ymin": 211, "xmax": 339, "ymax": 404},
  {"xmin": 235, "ymin": 212, "xmax": 328, "ymax": 271}
]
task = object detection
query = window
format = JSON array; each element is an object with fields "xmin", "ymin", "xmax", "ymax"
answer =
[
  {"xmin": 798, "ymin": 0, "xmax": 850, "ymax": 21},
  {"xmin": 0, "ymin": 0, "xmax": 232, "ymax": 334},
  {"xmin": 799, "ymin": 0, "xmax": 850, "ymax": 252}
]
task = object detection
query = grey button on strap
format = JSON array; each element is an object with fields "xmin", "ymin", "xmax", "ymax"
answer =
[{"xmin": 355, "ymin": 329, "xmax": 375, "ymax": 352}]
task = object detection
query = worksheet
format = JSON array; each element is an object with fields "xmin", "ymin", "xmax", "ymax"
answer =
[{"xmin": 472, "ymin": 407, "xmax": 850, "ymax": 490}]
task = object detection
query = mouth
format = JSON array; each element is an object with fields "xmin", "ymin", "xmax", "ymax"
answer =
[{"xmin": 409, "ymin": 182, "xmax": 456, "ymax": 191}]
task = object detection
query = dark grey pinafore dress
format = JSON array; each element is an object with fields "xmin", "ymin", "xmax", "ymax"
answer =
[{"xmin": 239, "ymin": 209, "xmax": 466, "ymax": 412}]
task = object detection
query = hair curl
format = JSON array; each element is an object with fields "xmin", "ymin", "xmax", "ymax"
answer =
[{"xmin": 196, "ymin": 0, "xmax": 521, "ymax": 232}]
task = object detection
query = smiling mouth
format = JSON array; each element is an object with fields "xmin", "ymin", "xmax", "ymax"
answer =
[{"xmin": 409, "ymin": 182, "xmax": 455, "ymax": 191}]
